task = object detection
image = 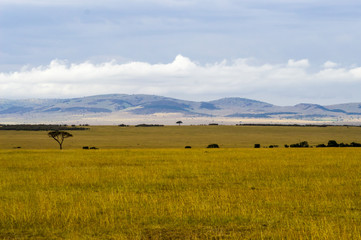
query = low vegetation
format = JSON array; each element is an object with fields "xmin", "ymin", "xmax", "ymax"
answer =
[
  {"xmin": 135, "ymin": 124, "xmax": 164, "ymax": 127},
  {"xmin": 206, "ymin": 143, "xmax": 220, "ymax": 148},
  {"xmin": 0, "ymin": 124, "xmax": 88, "ymax": 131},
  {"xmin": 290, "ymin": 141, "xmax": 310, "ymax": 148},
  {"xmin": 317, "ymin": 140, "xmax": 361, "ymax": 148}
]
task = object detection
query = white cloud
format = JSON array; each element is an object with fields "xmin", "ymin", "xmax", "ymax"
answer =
[
  {"xmin": 287, "ymin": 59, "xmax": 310, "ymax": 68},
  {"xmin": 1, "ymin": 56, "xmax": 361, "ymax": 105},
  {"xmin": 323, "ymin": 61, "xmax": 338, "ymax": 68},
  {"xmin": 350, "ymin": 67, "xmax": 361, "ymax": 78}
]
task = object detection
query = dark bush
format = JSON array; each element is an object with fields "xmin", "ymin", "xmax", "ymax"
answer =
[
  {"xmin": 315, "ymin": 141, "xmax": 361, "ymax": 148},
  {"xmin": 290, "ymin": 141, "xmax": 309, "ymax": 148},
  {"xmin": 207, "ymin": 144, "xmax": 219, "ymax": 148},
  {"xmin": 327, "ymin": 140, "xmax": 339, "ymax": 147},
  {"xmin": 351, "ymin": 142, "xmax": 361, "ymax": 147},
  {"xmin": 254, "ymin": 144, "xmax": 261, "ymax": 148},
  {"xmin": 83, "ymin": 146, "xmax": 89, "ymax": 149},
  {"xmin": 284, "ymin": 144, "xmax": 289, "ymax": 148},
  {"xmin": 185, "ymin": 146, "xmax": 192, "ymax": 148},
  {"xmin": 90, "ymin": 147, "xmax": 98, "ymax": 150}
]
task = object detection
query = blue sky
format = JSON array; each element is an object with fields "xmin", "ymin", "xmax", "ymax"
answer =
[{"xmin": 1, "ymin": 0, "xmax": 361, "ymax": 105}]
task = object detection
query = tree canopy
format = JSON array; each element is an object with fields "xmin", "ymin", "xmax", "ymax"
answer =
[{"xmin": 48, "ymin": 131, "xmax": 73, "ymax": 150}]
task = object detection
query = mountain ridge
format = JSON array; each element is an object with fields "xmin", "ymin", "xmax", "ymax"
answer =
[{"xmin": 1, "ymin": 94, "xmax": 361, "ymax": 124}]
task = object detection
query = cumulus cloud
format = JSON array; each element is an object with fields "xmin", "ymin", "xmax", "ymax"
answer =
[{"xmin": 1, "ymin": 55, "xmax": 361, "ymax": 105}]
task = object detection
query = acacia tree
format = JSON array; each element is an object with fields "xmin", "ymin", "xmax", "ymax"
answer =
[
  {"xmin": 48, "ymin": 131, "xmax": 73, "ymax": 150},
  {"xmin": 176, "ymin": 121, "xmax": 183, "ymax": 126}
]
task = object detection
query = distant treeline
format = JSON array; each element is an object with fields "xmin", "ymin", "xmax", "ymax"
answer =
[
  {"xmin": 288, "ymin": 140, "xmax": 361, "ymax": 148},
  {"xmin": 316, "ymin": 140, "xmax": 361, "ymax": 148},
  {"xmin": 257, "ymin": 140, "xmax": 361, "ymax": 148},
  {"xmin": 0, "ymin": 124, "xmax": 89, "ymax": 131},
  {"xmin": 135, "ymin": 124, "xmax": 164, "ymax": 127}
]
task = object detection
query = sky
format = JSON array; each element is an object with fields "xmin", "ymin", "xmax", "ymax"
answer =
[{"xmin": 1, "ymin": 0, "xmax": 361, "ymax": 105}]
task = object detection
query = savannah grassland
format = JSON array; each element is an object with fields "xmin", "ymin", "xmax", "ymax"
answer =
[{"xmin": 1, "ymin": 126, "xmax": 361, "ymax": 239}]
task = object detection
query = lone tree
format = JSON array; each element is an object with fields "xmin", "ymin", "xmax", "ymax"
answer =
[
  {"xmin": 176, "ymin": 121, "xmax": 183, "ymax": 126},
  {"xmin": 48, "ymin": 131, "xmax": 73, "ymax": 150}
]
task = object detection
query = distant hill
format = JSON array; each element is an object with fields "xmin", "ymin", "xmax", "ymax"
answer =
[{"xmin": 1, "ymin": 94, "xmax": 361, "ymax": 124}]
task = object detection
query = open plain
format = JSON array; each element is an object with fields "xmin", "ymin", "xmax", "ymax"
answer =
[
  {"xmin": 1, "ymin": 125, "xmax": 361, "ymax": 149},
  {"xmin": 1, "ymin": 126, "xmax": 361, "ymax": 239}
]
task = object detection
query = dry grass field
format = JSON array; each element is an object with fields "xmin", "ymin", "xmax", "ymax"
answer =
[
  {"xmin": 1, "ymin": 125, "xmax": 361, "ymax": 149},
  {"xmin": 1, "ymin": 126, "xmax": 361, "ymax": 239},
  {"xmin": 1, "ymin": 148, "xmax": 361, "ymax": 239}
]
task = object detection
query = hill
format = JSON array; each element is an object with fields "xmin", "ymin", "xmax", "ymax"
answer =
[{"xmin": 1, "ymin": 94, "xmax": 361, "ymax": 124}]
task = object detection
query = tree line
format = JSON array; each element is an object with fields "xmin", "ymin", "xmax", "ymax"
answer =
[
  {"xmin": 0, "ymin": 124, "xmax": 89, "ymax": 131},
  {"xmin": 255, "ymin": 140, "xmax": 361, "ymax": 148}
]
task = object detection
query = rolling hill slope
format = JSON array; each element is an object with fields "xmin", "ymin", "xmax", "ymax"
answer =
[{"xmin": 1, "ymin": 94, "xmax": 361, "ymax": 124}]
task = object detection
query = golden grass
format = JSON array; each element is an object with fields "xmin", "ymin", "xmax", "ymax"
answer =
[
  {"xmin": 1, "ymin": 148, "xmax": 361, "ymax": 239},
  {"xmin": 1, "ymin": 125, "xmax": 361, "ymax": 149}
]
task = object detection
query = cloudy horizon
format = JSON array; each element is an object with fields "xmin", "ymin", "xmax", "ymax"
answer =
[
  {"xmin": 1, "ymin": 1, "xmax": 361, "ymax": 105},
  {"xmin": 1, "ymin": 55, "xmax": 361, "ymax": 106}
]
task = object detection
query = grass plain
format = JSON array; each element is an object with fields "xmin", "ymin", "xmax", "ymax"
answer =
[
  {"xmin": 1, "ymin": 125, "xmax": 361, "ymax": 149},
  {"xmin": 1, "ymin": 126, "xmax": 361, "ymax": 239}
]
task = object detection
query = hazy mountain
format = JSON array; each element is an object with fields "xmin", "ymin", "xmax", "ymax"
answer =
[{"xmin": 1, "ymin": 94, "xmax": 361, "ymax": 124}]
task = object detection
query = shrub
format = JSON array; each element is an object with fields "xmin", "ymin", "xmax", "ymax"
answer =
[
  {"xmin": 327, "ymin": 140, "xmax": 339, "ymax": 147},
  {"xmin": 351, "ymin": 142, "xmax": 361, "ymax": 147},
  {"xmin": 254, "ymin": 144, "xmax": 261, "ymax": 148},
  {"xmin": 290, "ymin": 141, "xmax": 309, "ymax": 148},
  {"xmin": 185, "ymin": 146, "xmax": 192, "ymax": 149},
  {"xmin": 207, "ymin": 144, "xmax": 219, "ymax": 148}
]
